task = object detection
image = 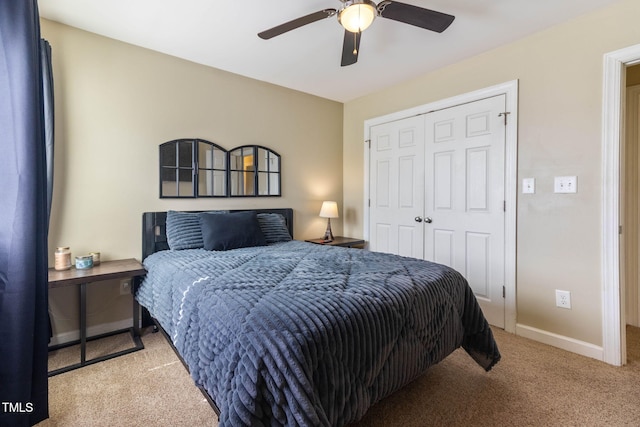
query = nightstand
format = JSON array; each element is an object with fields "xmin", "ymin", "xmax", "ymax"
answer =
[
  {"xmin": 305, "ymin": 236, "xmax": 365, "ymax": 248},
  {"xmin": 47, "ymin": 258, "xmax": 146, "ymax": 376}
]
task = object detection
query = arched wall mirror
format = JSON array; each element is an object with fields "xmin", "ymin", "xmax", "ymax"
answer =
[
  {"xmin": 229, "ymin": 145, "xmax": 281, "ymax": 197},
  {"xmin": 159, "ymin": 139, "xmax": 281, "ymax": 198}
]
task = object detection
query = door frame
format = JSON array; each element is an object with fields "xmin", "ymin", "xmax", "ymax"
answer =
[
  {"xmin": 602, "ymin": 43, "xmax": 640, "ymax": 366},
  {"xmin": 363, "ymin": 80, "xmax": 518, "ymax": 333}
]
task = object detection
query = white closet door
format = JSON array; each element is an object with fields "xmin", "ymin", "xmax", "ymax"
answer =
[
  {"xmin": 367, "ymin": 95, "xmax": 507, "ymax": 328},
  {"xmin": 369, "ymin": 116, "xmax": 425, "ymax": 258},
  {"xmin": 424, "ymin": 95, "xmax": 506, "ymax": 327}
]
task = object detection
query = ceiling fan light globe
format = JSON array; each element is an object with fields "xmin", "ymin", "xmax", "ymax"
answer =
[{"xmin": 339, "ymin": 0, "xmax": 377, "ymax": 33}]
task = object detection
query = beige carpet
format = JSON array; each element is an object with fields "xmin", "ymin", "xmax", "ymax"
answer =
[
  {"xmin": 40, "ymin": 331, "xmax": 216, "ymax": 427},
  {"xmin": 38, "ymin": 326, "xmax": 640, "ymax": 426}
]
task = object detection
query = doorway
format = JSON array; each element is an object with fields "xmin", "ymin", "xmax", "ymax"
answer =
[
  {"xmin": 624, "ymin": 67, "xmax": 640, "ymax": 329},
  {"xmin": 602, "ymin": 44, "xmax": 640, "ymax": 366},
  {"xmin": 623, "ymin": 65, "xmax": 640, "ymax": 369}
]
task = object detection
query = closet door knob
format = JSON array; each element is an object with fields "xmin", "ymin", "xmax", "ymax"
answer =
[
  {"xmin": 425, "ymin": 217, "xmax": 433, "ymax": 224},
  {"xmin": 414, "ymin": 216, "xmax": 423, "ymax": 223}
]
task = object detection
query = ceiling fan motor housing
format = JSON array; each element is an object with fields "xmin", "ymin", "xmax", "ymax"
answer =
[{"xmin": 338, "ymin": 0, "xmax": 378, "ymax": 33}]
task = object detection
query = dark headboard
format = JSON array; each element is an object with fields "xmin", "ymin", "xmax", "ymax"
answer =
[{"xmin": 142, "ymin": 208, "xmax": 294, "ymax": 261}]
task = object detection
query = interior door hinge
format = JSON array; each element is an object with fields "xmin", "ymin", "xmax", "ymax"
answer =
[
  {"xmin": 366, "ymin": 139, "xmax": 371, "ymax": 148},
  {"xmin": 502, "ymin": 286, "xmax": 505, "ymax": 298},
  {"xmin": 498, "ymin": 112, "xmax": 511, "ymax": 125},
  {"xmin": 503, "ymin": 200, "xmax": 506, "ymax": 212},
  {"xmin": 620, "ymin": 225, "xmax": 623, "ymax": 235},
  {"xmin": 368, "ymin": 199, "xmax": 371, "ymax": 207}
]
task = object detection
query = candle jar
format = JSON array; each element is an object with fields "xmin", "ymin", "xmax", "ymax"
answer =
[
  {"xmin": 75, "ymin": 255, "xmax": 93, "ymax": 270},
  {"xmin": 90, "ymin": 252, "xmax": 100, "ymax": 266},
  {"xmin": 54, "ymin": 247, "xmax": 72, "ymax": 271}
]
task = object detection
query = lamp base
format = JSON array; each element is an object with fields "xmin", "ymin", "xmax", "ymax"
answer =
[{"xmin": 322, "ymin": 218, "xmax": 334, "ymax": 242}]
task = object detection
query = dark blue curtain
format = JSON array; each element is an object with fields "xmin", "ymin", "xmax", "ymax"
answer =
[
  {"xmin": 41, "ymin": 39, "xmax": 54, "ymax": 232},
  {"xmin": 0, "ymin": 1, "xmax": 50, "ymax": 425}
]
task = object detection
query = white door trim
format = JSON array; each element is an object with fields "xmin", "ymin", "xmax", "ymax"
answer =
[
  {"xmin": 363, "ymin": 80, "xmax": 518, "ymax": 333},
  {"xmin": 602, "ymin": 44, "xmax": 640, "ymax": 366}
]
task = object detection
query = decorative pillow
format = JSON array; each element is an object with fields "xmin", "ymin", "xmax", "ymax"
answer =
[
  {"xmin": 166, "ymin": 210, "xmax": 227, "ymax": 250},
  {"xmin": 257, "ymin": 213, "xmax": 292, "ymax": 243},
  {"xmin": 200, "ymin": 211, "xmax": 267, "ymax": 251}
]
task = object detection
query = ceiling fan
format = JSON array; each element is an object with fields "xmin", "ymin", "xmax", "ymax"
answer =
[{"xmin": 258, "ymin": 0, "xmax": 455, "ymax": 66}]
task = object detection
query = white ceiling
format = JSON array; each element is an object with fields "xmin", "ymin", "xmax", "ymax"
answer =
[{"xmin": 38, "ymin": 0, "xmax": 620, "ymax": 103}]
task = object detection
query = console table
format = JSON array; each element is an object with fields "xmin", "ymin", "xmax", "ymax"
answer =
[{"xmin": 47, "ymin": 258, "xmax": 146, "ymax": 376}]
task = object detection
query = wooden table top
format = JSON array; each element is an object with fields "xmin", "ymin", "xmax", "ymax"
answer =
[
  {"xmin": 305, "ymin": 236, "xmax": 366, "ymax": 246},
  {"xmin": 48, "ymin": 258, "xmax": 146, "ymax": 288}
]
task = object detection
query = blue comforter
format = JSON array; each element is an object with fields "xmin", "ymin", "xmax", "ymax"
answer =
[{"xmin": 136, "ymin": 241, "xmax": 500, "ymax": 426}]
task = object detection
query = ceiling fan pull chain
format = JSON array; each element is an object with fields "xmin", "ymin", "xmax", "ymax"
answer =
[
  {"xmin": 353, "ymin": 31, "xmax": 358, "ymax": 55},
  {"xmin": 353, "ymin": 5, "xmax": 361, "ymax": 55}
]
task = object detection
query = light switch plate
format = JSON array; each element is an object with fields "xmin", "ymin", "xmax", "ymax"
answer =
[
  {"xmin": 522, "ymin": 178, "xmax": 535, "ymax": 194},
  {"xmin": 554, "ymin": 176, "xmax": 577, "ymax": 193}
]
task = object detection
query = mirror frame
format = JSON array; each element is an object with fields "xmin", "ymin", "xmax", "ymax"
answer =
[{"xmin": 229, "ymin": 145, "xmax": 281, "ymax": 197}]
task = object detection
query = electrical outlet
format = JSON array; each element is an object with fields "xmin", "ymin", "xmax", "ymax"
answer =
[
  {"xmin": 120, "ymin": 280, "xmax": 131, "ymax": 296},
  {"xmin": 555, "ymin": 290, "xmax": 571, "ymax": 309}
]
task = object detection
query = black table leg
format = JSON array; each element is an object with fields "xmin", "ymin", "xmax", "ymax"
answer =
[{"xmin": 80, "ymin": 281, "xmax": 87, "ymax": 364}]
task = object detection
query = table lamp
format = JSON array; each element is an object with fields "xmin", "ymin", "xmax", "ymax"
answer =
[{"xmin": 319, "ymin": 201, "xmax": 339, "ymax": 242}]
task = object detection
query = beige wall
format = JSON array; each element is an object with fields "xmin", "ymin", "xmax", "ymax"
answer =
[
  {"xmin": 41, "ymin": 20, "xmax": 343, "ymax": 339},
  {"xmin": 343, "ymin": 0, "xmax": 640, "ymax": 347}
]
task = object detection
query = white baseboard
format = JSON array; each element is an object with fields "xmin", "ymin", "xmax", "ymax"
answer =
[
  {"xmin": 515, "ymin": 323, "xmax": 604, "ymax": 362},
  {"xmin": 50, "ymin": 318, "xmax": 133, "ymax": 346}
]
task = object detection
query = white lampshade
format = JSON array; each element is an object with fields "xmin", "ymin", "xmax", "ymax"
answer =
[
  {"xmin": 338, "ymin": 0, "xmax": 377, "ymax": 33},
  {"xmin": 319, "ymin": 201, "xmax": 339, "ymax": 218}
]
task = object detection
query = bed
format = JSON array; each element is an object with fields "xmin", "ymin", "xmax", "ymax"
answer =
[{"xmin": 136, "ymin": 208, "xmax": 500, "ymax": 426}]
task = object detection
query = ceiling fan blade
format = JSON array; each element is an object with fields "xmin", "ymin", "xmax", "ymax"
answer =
[
  {"xmin": 377, "ymin": 1, "xmax": 455, "ymax": 33},
  {"xmin": 341, "ymin": 30, "xmax": 361, "ymax": 67},
  {"xmin": 258, "ymin": 9, "xmax": 337, "ymax": 39}
]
